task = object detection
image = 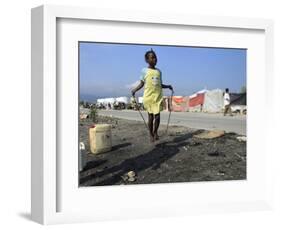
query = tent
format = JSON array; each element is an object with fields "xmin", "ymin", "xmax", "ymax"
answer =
[
  {"xmin": 171, "ymin": 96, "xmax": 189, "ymax": 112},
  {"xmin": 115, "ymin": 96, "xmax": 129, "ymax": 104},
  {"xmin": 189, "ymin": 93, "xmax": 205, "ymax": 112},
  {"xmin": 202, "ymin": 89, "xmax": 224, "ymax": 113},
  {"xmin": 188, "ymin": 89, "xmax": 207, "ymax": 110}
]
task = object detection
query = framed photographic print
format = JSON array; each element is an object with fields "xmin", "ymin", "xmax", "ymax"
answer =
[{"xmin": 31, "ymin": 5, "xmax": 274, "ymax": 225}]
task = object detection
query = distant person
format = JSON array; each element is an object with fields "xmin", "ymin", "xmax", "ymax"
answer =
[
  {"xmin": 131, "ymin": 49, "xmax": 173, "ymax": 142},
  {"xmin": 223, "ymin": 88, "xmax": 232, "ymax": 116}
]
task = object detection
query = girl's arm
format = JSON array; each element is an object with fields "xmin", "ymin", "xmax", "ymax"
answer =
[
  {"xmin": 131, "ymin": 80, "xmax": 144, "ymax": 96},
  {"xmin": 161, "ymin": 84, "xmax": 174, "ymax": 92}
]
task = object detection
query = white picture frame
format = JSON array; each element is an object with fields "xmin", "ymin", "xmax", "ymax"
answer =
[{"xmin": 31, "ymin": 5, "xmax": 274, "ymax": 225}]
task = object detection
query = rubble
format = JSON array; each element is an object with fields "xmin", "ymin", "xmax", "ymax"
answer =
[{"xmin": 79, "ymin": 116, "xmax": 246, "ymax": 186}]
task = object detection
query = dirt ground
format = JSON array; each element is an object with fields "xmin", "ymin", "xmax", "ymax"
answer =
[{"xmin": 79, "ymin": 115, "xmax": 246, "ymax": 186}]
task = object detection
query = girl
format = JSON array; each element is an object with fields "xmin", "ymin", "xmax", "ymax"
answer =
[{"xmin": 132, "ymin": 49, "xmax": 173, "ymax": 142}]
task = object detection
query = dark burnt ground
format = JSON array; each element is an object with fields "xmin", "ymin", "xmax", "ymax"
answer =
[{"xmin": 79, "ymin": 116, "xmax": 246, "ymax": 186}]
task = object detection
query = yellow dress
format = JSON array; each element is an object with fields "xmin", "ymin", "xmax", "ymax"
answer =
[{"xmin": 140, "ymin": 67, "xmax": 163, "ymax": 114}]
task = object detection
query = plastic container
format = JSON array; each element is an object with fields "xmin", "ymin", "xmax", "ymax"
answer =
[
  {"xmin": 79, "ymin": 142, "xmax": 86, "ymax": 171},
  {"xmin": 89, "ymin": 124, "xmax": 112, "ymax": 154}
]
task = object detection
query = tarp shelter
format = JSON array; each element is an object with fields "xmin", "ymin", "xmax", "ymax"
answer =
[
  {"xmin": 189, "ymin": 93, "xmax": 205, "ymax": 112},
  {"xmin": 171, "ymin": 96, "xmax": 189, "ymax": 112},
  {"xmin": 202, "ymin": 89, "xmax": 224, "ymax": 113},
  {"xmin": 189, "ymin": 89, "xmax": 207, "ymax": 109}
]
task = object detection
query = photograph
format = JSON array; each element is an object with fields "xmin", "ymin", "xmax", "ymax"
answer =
[{"xmin": 78, "ymin": 42, "xmax": 247, "ymax": 186}]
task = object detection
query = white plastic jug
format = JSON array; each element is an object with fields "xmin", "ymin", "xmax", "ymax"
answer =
[{"xmin": 89, "ymin": 124, "xmax": 112, "ymax": 154}]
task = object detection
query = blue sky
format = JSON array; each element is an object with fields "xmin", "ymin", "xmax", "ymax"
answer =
[{"xmin": 79, "ymin": 42, "xmax": 246, "ymax": 102}]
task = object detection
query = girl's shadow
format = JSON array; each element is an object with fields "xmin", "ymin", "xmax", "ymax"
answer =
[{"xmin": 80, "ymin": 131, "xmax": 202, "ymax": 186}]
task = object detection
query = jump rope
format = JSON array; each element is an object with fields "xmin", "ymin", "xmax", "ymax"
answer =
[{"xmin": 133, "ymin": 90, "xmax": 174, "ymax": 136}]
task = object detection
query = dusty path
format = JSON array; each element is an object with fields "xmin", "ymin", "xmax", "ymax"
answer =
[
  {"xmin": 79, "ymin": 116, "xmax": 246, "ymax": 186},
  {"xmin": 95, "ymin": 109, "xmax": 246, "ymax": 135}
]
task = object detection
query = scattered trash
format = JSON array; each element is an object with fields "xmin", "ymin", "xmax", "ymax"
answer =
[
  {"xmin": 121, "ymin": 171, "xmax": 137, "ymax": 182},
  {"xmin": 79, "ymin": 142, "xmax": 86, "ymax": 171},
  {"xmin": 128, "ymin": 171, "xmax": 137, "ymax": 182},
  {"xmin": 80, "ymin": 142, "xmax": 85, "ymax": 150},
  {"xmin": 183, "ymin": 146, "xmax": 188, "ymax": 151},
  {"xmin": 237, "ymin": 136, "xmax": 247, "ymax": 142},
  {"xmin": 194, "ymin": 130, "xmax": 225, "ymax": 139}
]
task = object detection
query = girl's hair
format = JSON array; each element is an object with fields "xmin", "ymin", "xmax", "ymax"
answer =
[{"xmin": 145, "ymin": 48, "xmax": 156, "ymax": 60}]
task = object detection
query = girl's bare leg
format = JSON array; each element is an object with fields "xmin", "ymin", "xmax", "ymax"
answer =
[
  {"xmin": 148, "ymin": 113, "xmax": 154, "ymax": 142},
  {"xmin": 154, "ymin": 113, "xmax": 160, "ymax": 140}
]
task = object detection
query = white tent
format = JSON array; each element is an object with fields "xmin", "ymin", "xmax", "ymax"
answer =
[
  {"xmin": 115, "ymin": 96, "xmax": 129, "ymax": 104},
  {"xmin": 202, "ymin": 89, "xmax": 224, "ymax": 113}
]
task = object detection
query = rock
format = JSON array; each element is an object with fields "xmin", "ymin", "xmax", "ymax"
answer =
[{"xmin": 194, "ymin": 130, "xmax": 225, "ymax": 139}]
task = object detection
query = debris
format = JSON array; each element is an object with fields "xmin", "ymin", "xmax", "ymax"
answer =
[
  {"xmin": 80, "ymin": 142, "xmax": 85, "ymax": 150},
  {"xmin": 79, "ymin": 116, "xmax": 246, "ymax": 186},
  {"xmin": 128, "ymin": 177, "xmax": 136, "ymax": 182},
  {"xmin": 237, "ymin": 136, "xmax": 247, "ymax": 142},
  {"xmin": 126, "ymin": 171, "xmax": 137, "ymax": 182},
  {"xmin": 127, "ymin": 171, "xmax": 136, "ymax": 177},
  {"xmin": 79, "ymin": 142, "xmax": 86, "ymax": 171},
  {"xmin": 194, "ymin": 130, "xmax": 225, "ymax": 139}
]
